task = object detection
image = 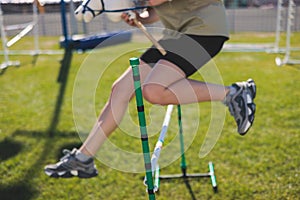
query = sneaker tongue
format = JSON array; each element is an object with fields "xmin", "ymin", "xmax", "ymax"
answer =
[
  {"xmin": 75, "ymin": 150, "xmax": 91, "ymax": 162},
  {"xmin": 222, "ymin": 86, "xmax": 237, "ymax": 105},
  {"xmin": 229, "ymin": 85, "xmax": 238, "ymax": 95}
]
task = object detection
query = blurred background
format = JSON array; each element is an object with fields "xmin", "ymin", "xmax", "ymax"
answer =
[
  {"xmin": 1, "ymin": 0, "xmax": 300, "ymax": 37},
  {"xmin": 1, "ymin": 1, "xmax": 299, "ymax": 200}
]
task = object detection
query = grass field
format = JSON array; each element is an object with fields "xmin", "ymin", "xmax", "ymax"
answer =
[{"xmin": 0, "ymin": 33, "xmax": 300, "ymax": 200}]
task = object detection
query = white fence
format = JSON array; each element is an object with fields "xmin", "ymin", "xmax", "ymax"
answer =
[{"xmin": 1, "ymin": 6, "xmax": 300, "ymax": 37}]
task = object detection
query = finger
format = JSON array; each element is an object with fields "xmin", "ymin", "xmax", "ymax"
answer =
[{"xmin": 121, "ymin": 12, "xmax": 128, "ymax": 19}]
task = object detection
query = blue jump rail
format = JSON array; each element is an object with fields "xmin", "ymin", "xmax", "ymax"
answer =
[{"xmin": 59, "ymin": 32, "xmax": 132, "ymax": 51}]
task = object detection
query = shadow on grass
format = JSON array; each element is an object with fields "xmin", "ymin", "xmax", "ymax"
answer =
[
  {"xmin": 0, "ymin": 183, "xmax": 38, "ymax": 200},
  {"xmin": 0, "ymin": 68, "xmax": 7, "ymax": 75},
  {"xmin": 0, "ymin": 138, "xmax": 23, "ymax": 161},
  {"xmin": 11, "ymin": 129, "xmax": 78, "ymax": 139},
  {"xmin": 48, "ymin": 48, "xmax": 72, "ymax": 137},
  {"xmin": 183, "ymin": 178, "xmax": 197, "ymax": 200},
  {"xmin": 0, "ymin": 130, "xmax": 82, "ymax": 200},
  {"xmin": 159, "ymin": 175, "xmax": 217, "ymax": 200},
  {"xmin": 158, "ymin": 178, "xmax": 198, "ymax": 200},
  {"xmin": 0, "ymin": 51, "xmax": 74, "ymax": 199}
]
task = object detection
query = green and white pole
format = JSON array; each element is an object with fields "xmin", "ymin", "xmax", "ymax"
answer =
[
  {"xmin": 130, "ymin": 57, "xmax": 155, "ymax": 200},
  {"xmin": 177, "ymin": 105, "xmax": 187, "ymax": 176},
  {"xmin": 208, "ymin": 161, "xmax": 218, "ymax": 192}
]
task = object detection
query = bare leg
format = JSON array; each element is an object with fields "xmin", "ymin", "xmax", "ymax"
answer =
[
  {"xmin": 79, "ymin": 62, "xmax": 152, "ymax": 156},
  {"xmin": 79, "ymin": 59, "xmax": 229, "ymax": 156},
  {"xmin": 143, "ymin": 60, "xmax": 229, "ymax": 105}
]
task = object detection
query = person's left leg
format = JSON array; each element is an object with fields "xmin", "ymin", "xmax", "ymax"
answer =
[
  {"xmin": 142, "ymin": 59, "xmax": 229, "ymax": 105},
  {"xmin": 142, "ymin": 59, "xmax": 256, "ymax": 135}
]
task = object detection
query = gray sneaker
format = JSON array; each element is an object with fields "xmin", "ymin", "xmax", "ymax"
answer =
[
  {"xmin": 44, "ymin": 148, "xmax": 98, "ymax": 178},
  {"xmin": 224, "ymin": 79, "xmax": 256, "ymax": 135}
]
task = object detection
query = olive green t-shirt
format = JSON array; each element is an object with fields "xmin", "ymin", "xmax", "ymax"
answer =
[{"xmin": 154, "ymin": 0, "xmax": 229, "ymax": 38}]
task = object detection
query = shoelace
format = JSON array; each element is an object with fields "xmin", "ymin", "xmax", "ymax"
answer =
[{"xmin": 60, "ymin": 149, "xmax": 74, "ymax": 161}]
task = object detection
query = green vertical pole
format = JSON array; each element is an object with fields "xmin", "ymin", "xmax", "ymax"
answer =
[
  {"xmin": 130, "ymin": 57, "xmax": 156, "ymax": 200},
  {"xmin": 177, "ymin": 105, "xmax": 187, "ymax": 176},
  {"xmin": 208, "ymin": 161, "xmax": 218, "ymax": 192}
]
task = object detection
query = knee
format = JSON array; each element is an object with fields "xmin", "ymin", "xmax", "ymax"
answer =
[
  {"xmin": 143, "ymin": 84, "xmax": 166, "ymax": 105},
  {"xmin": 111, "ymin": 80, "xmax": 122, "ymax": 94}
]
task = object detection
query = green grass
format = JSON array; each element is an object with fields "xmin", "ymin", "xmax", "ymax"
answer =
[{"xmin": 0, "ymin": 33, "xmax": 300, "ymax": 200}]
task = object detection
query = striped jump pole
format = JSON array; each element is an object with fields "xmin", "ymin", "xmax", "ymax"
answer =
[{"xmin": 130, "ymin": 57, "xmax": 156, "ymax": 200}]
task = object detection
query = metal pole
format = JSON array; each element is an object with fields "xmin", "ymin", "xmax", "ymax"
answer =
[
  {"xmin": 69, "ymin": 0, "xmax": 78, "ymax": 35},
  {"xmin": 284, "ymin": 0, "xmax": 293, "ymax": 62},
  {"xmin": 60, "ymin": 0, "xmax": 70, "ymax": 45},
  {"xmin": 0, "ymin": 4, "xmax": 20, "ymax": 70},
  {"xmin": 0, "ymin": 4, "xmax": 9, "ymax": 68},
  {"xmin": 274, "ymin": 0, "xmax": 283, "ymax": 52},
  {"xmin": 33, "ymin": 0, "xmax": 39, "ymax": 55}
]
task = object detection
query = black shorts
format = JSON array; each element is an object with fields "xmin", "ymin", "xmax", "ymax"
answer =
[{"xmin": 140, "ymin": 34, "xmax": 228, "ymax": 77}]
